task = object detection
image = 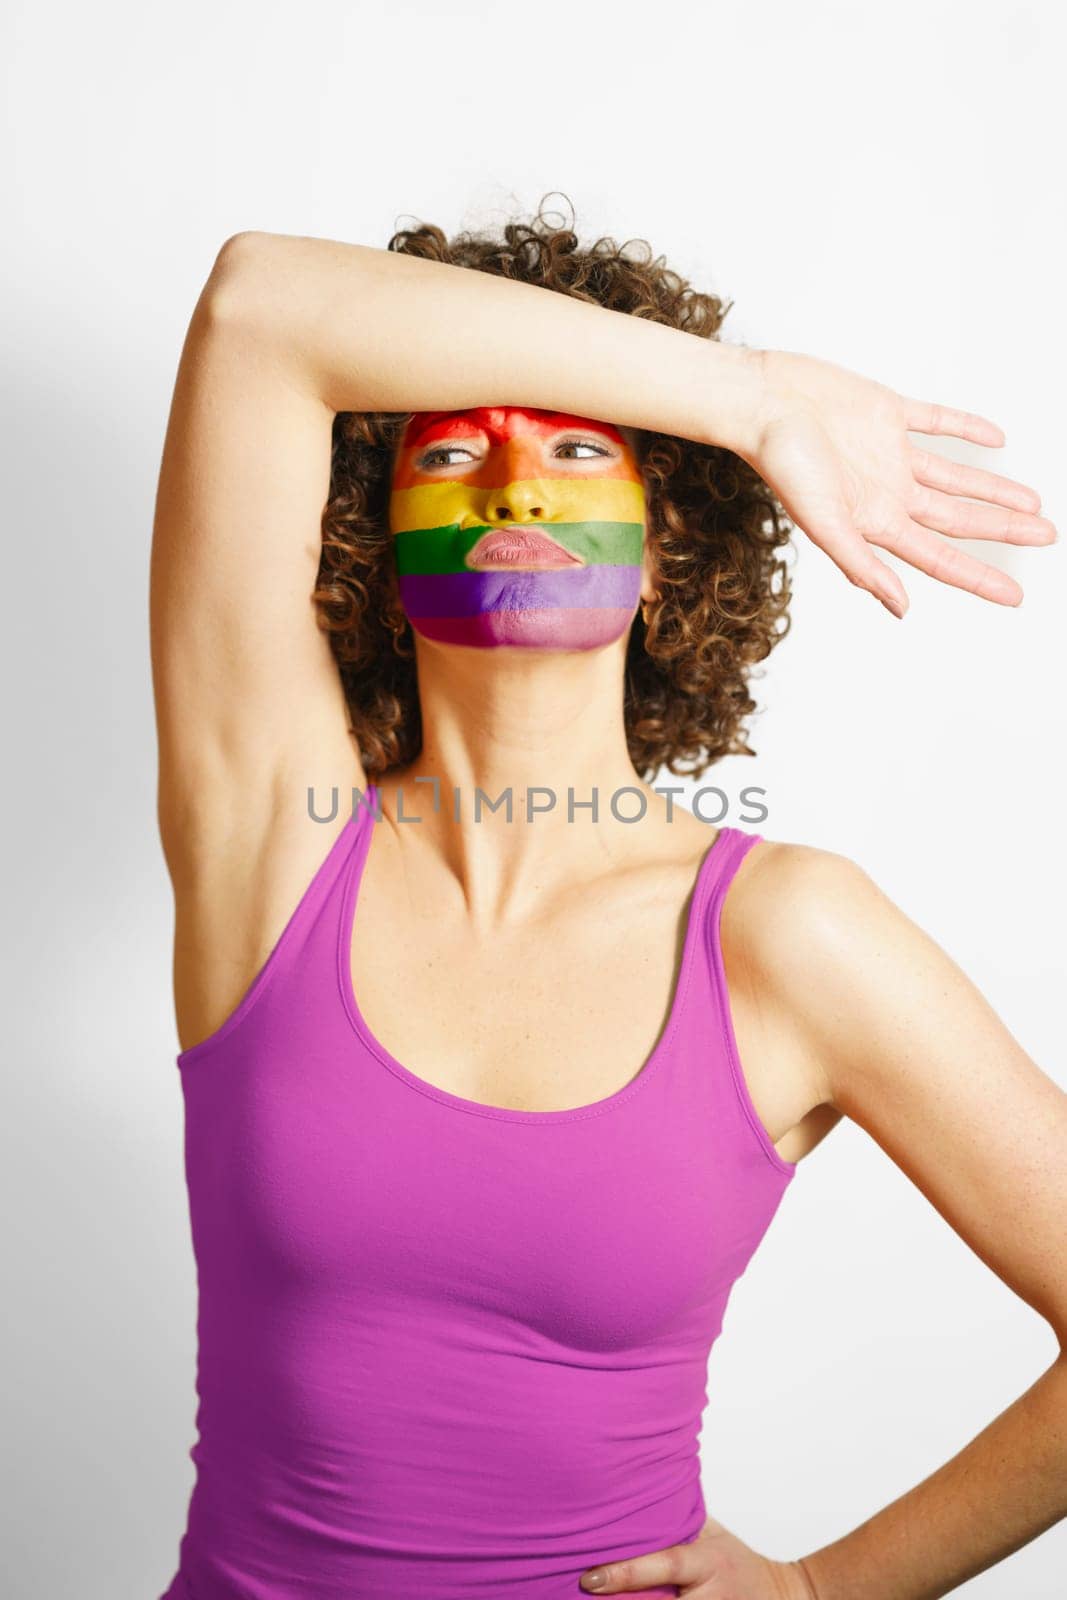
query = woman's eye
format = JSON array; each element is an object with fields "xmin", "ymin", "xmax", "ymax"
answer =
[
  {"xmin": 555, "ymin": 438, "xmax": 611, "ymax": 460},
  {"xmin": 418, "ymin": 437, "xmax": 611, "ymax": 467},
  {"xmin": 419, "ymin": 445, "xmax": 478, "ymax": 468}
]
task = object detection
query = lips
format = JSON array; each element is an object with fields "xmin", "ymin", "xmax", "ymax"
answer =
[{"xmin": 466, "ymin": 526, "xmax": 583, "ymax": 569}]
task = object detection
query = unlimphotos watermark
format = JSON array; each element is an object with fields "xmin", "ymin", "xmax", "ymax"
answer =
[{"xmin": 306, "ymin": 780, "xmax": 769, "ymax": 826}]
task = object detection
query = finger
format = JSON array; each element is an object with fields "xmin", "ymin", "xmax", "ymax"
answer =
[
  {"xmin": 901, "ymin": 398, "xmax": 1006, "ymax": 446},
  {"xmin": 909, "ymin": 483, "xmax": 1058, "ymax": 545},
  {"xmin": 578, "ymin": 1543, "xmax": 693, "ymax": 1594},
  {"xmin": 789, "ymin": 505, "xmax": 910, "ymax": 614},
  {"xmin": 910, "ymin": 446, "xmax": 1044, "ymax": 514},
  {"xmin": 579, "ymin": 1580, "xmax": 681, "ymax": 1594},
  {"xmin": 876, "ymin": 516, "xmax": 1024, "ymax": 605}
]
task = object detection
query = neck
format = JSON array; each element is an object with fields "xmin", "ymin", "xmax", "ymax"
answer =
[{"xmin": 376, "ymin": 635, "xmax": 662, "ymax": 861}]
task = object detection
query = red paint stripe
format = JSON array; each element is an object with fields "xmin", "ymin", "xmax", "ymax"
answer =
[{"xmin": 406, "ymin": 408, "xmax": 625, "ymax": 449}]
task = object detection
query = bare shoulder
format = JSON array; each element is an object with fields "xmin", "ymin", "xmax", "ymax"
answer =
[
  {"xmin": 718, "ymin": 834, "xmax": 887, "ymax": 1162},
  {"xmin": 731, "ymin": 832, "xmax": 880, "ymax": 944},
  {"xmin": 729, "ymin": 831, "xmax": 891, "ymax": 955},
  {"xmin": 724, "ymin": 829, "xmax": 978, "ymax": 1114},
  {"xmin": 728, "ymin": 832, "xmax": 1067, "ymax": 1344}
]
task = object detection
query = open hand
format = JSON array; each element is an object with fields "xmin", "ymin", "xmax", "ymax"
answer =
[
  {"xmin": 734, "ymin": 348, "xmax": 1056, "ymax": 616},
  {"xmin": 578, "ymin": 1513, "xmax": 815, "ymax": 1598}
]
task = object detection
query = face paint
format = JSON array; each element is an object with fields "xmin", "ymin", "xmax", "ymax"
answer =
[{"xmin": 389, "ymin": 406, "xmax": 647, "ymax": 650}]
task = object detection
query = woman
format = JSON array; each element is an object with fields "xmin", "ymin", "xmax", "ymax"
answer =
[{"xmin": 150, "ymin": 203, "xmax": 1066, "ymax": 1600}]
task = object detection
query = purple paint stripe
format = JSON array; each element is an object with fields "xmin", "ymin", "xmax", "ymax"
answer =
[{"xmin": 398, "ymin": 565, "xmax": 641, "ymax": 618}]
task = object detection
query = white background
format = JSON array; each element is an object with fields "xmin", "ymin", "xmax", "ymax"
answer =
[{"xmin": 3, "ymin": 1, "xmax": 1065, "ymax": 1595}]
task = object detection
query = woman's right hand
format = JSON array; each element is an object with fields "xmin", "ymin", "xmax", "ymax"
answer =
[
  {"xmin": 731, "ymin": 347, "xmax": 1055, "ymax": 616},
  {"xmin": 578, "ymin": 1512, "xmax": 817, "ymax": 1598}
]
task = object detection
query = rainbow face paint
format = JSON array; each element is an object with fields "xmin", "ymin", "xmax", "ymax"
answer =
[{"xmin": 389, "ymin": 406, "xmax": 647, "ymax": 650}]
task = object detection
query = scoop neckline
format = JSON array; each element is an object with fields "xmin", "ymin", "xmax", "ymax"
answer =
[{"xmin": 335, "ymin": 783, "xmax": 733, "ymax": 1125}]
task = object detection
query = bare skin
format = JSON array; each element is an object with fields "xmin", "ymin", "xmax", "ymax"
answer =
[
  {"xmin": 150, "ymin": 231, "xmax": 1066, "ymax": 1600},
  {"xmin": 345, "ymin": 777, "xmax": 824, "ymax": 1167}
]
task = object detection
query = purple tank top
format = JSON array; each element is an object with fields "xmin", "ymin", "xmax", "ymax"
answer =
[{"xmin": 160, "ymin": 785, "xmax": 796, "ymax": 1600}]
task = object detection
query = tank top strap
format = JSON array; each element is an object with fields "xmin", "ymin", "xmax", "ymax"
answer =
[
  {"xmin": 627, "ymin": 822, "xmax": 760, "ymax": 1102},
  {"xmin": 695, "ymin": 825, "xmax": 765, "ymax": 989},
  {"xmin": 302, "ymin": 791, "xmax": 380, "ymax": 923},
  {"xmin": 703, "ymin": 823, "xmax": 763, "ymax": 904},
  {"xmin": 312, "ymin": 786, "xmax": 380, "ymax": 954},
  {"xmin": 688, "ymin": 823, "xmax": 795, "ymax": 1178},
  {"xmin": 175, "ymin": 787, "xmax": 380, "ymax": 1070},
  {"xmin": 670, "ymin": 821, "xmax": 763, "ymax": 1052}
]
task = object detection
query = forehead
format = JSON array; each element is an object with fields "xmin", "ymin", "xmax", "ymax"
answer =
[{"xmin": 402, "ymin": 406, "xmax": 627, "ymax": 451}]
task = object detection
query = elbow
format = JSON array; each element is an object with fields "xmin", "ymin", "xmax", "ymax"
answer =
[
  {"xmin": 215, "ymin": 230, "xmax": 273, "ymax": 268},
  {"xmin": 203, "ymin": 231, "xmax": 272, "ymax": 323}
]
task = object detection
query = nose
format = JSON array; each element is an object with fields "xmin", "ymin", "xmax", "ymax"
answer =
[
  {"xmin": 485, "ymin": 438, "xmax": 546, "ymax": 523},
  {"xmin": 487, "ymin": 485, "xmax": 544, "ymax": 522}
]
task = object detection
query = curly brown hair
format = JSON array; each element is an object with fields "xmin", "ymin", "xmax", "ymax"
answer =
[{"xmin": 314, "ymin": 194, "xmax": 795, "ymax": 783}]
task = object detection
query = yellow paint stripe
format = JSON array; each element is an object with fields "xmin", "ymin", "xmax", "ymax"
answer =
[{"xmin": 389, "ymin": 476, "xmax": 646, "ymax": 535}]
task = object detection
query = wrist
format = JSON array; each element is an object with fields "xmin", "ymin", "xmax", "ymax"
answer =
[{"xmin": 697, "ymin": 342, "xmax": 771, "ymax": 460}]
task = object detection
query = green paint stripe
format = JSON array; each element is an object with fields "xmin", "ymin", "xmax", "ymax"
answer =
[{"xmin": 394, "ymin": 521, "xmax": 644, "ymax": 576}]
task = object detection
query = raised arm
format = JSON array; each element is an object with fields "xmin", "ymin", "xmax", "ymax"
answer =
[
  {"xmin": 217, "ymin": 229, "xmax": 1054, "ymax": 622},
  {"xmin": 147, "ymin": 230, "xmax": 764, "ymax": 1053},
  {"xmin": 149, "ymin": 244, "xmax": 359, "ymax": 877},
  {"xmin": 149, "ymin": 227, "xmax": 765, "ymax": 881},
  {"xmin": 209, "ymin": 229, "xmax": 764, "ymax": 443}
]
